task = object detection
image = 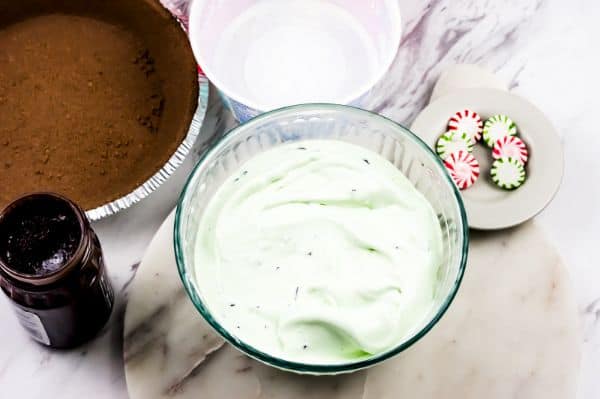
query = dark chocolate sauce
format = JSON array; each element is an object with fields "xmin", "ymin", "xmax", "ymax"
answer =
[
  {"xmin": 0, "ymin": 193, "xmax": 113, "ymax": 349},
  {"xmin": 0, "ymin": 198, "xmax": 80, "ymax": 277}
]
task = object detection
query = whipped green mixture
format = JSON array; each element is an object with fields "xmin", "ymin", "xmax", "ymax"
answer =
[{"xmin": 194, "ymin": 140, "xmax": 443, "ymax": 364}]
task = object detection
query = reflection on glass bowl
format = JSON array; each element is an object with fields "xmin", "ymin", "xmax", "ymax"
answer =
[{"xmin": 175, "ymin": 104, "xmax": 468, "ymax": 375}]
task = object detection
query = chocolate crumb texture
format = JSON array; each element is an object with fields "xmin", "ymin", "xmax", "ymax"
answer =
[{"xmin": 0, "ymin": 1, "xmax": 199, "ymax": 210}]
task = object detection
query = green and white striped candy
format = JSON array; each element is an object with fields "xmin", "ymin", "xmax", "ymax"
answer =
[
  {"xmin": 491, "ymin": 157, "xmax": 526, "ymax": 190},
  {"xmin": 436, "ymin": 131, "xmax": 473, "ymax": 160},
  {"xmin": 483, "ymin": 115, "xmax": 518, "ymax": 147}
]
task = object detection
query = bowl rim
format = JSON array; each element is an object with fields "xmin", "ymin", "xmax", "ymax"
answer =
[
  {"xmin": 174, "ymin": 103, "xmax": 468, "ymax": 374},
  {"xmin": 188, "ymin": 0, "xmax": 402, "ymax": 113}
]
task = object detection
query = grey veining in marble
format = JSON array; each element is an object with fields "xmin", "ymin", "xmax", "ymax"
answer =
[
  {"xmin": 124, "ymin": 214, "xmax": 579, "ymax": 399},
  {"xmin": 0, "ymin": 0, "xmax": 599, "ymax": 397}
]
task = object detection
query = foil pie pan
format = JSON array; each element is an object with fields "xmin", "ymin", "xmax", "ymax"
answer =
[{"xmin": 85, "ymin": 1, "xmax": 209, "ymax": 221}]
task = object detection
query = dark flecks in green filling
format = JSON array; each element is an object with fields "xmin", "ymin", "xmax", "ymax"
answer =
[
  {"xmin": 297, "ymin": 147, "xmax": 307, "ymax": 150},
  {"xmin": 265, "ymin": 198, "xmax": 379, "ymax": 210},
  {"xmin": 363, "ymin": 159, "xmax": 370, "ymax": 165},
  {"xmin": 303, "ymin": 344, "xmax": 308, "ymax": 350},
  {"xmin": 230, "ymin": 303, "xmax": 236, "ymax": 307},
  {"xmin": 294, "ymin": 286, "xmax": 299, "ymax": 301},
  {"xmin": 234, "ymin": 170, "xmax": 248, "ymax": 182},
  {"xmin": 307, "ymin": 252, "xmax": 312, "ymax": 256}
]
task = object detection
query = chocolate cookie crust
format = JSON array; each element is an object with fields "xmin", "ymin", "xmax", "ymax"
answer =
[{"xmin": 0, "ymin": 0, "xmax": 199, "ymax": 210}]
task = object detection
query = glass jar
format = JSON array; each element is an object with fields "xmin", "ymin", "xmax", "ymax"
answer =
[{"xmin": 0, "ymin": 193, "xmax": 114, "ymax": 349}]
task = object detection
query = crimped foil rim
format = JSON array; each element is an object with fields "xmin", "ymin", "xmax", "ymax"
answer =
[
  {"xmin": 86, "ymin": 76, "xmax": 208, "ymax": 221},
  {"xmin": 85, "ymin": 1, "xmax": 208, "ymax": 222}
]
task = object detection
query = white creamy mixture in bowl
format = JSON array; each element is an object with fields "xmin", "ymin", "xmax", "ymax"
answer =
[{"xmin": 175, "ymin": 104, "xmax": 468, "ymax": 374}]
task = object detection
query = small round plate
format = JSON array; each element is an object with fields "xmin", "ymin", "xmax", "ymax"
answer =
[{"xmin": 411, "ymin": 88, "xmax": 563, "ymax": 230}]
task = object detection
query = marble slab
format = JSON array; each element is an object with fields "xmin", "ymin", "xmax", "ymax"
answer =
[
  {"xmin": 429, "ymin": 64, "xmax": 508, "ymax": 102},
  {"xmin": 124, "ymin": 212, "xmax": 580, "ymax": 399}
]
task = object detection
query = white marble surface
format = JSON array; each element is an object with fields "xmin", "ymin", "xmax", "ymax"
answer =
[
  {"xmin": 124, "ymin": 213, "xmax": 580, "ymax": 399},
  {"xmin": 0, "ymin": 0, "xmax": 599, "ymax": 397}
]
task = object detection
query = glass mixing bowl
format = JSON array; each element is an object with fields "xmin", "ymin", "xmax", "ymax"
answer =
[{"xmin": 174, "ymin": 104, "xmax": 468, "ymax": 374}]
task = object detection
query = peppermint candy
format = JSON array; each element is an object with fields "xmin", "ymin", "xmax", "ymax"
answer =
[
  {"xmin": 491, "ymin": 157, "xmax": 526, "ymax": 190},
  {"xmin": 483, "ymin": 115, "xmax": 518, "ymax": 147},
  {"xmin": 444, "ymin": 151, "xmax": 480, "ymax": 190},
  {"xmin": 436, "ymin": 131, "xmax": 473, "ymax": 160},
  {"xmin": 492, "ymin": 136, "xmax": 529, "ymax": 165},
  {"xmin": 448, "ymin": 109, "xmax": 483, "ymax": 143}
]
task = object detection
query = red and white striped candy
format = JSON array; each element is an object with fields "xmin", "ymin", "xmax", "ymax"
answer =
[
  {"xmin": 492, "ymin": 136, "xmax": 529, "ymax": 165},
  {"xmin": 444, "ymin": 151, "xmax": 480, "ymax": 190},
  {"xmin": 448, "ymin": 109, "xmax": 483, "ymax": 143}
]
